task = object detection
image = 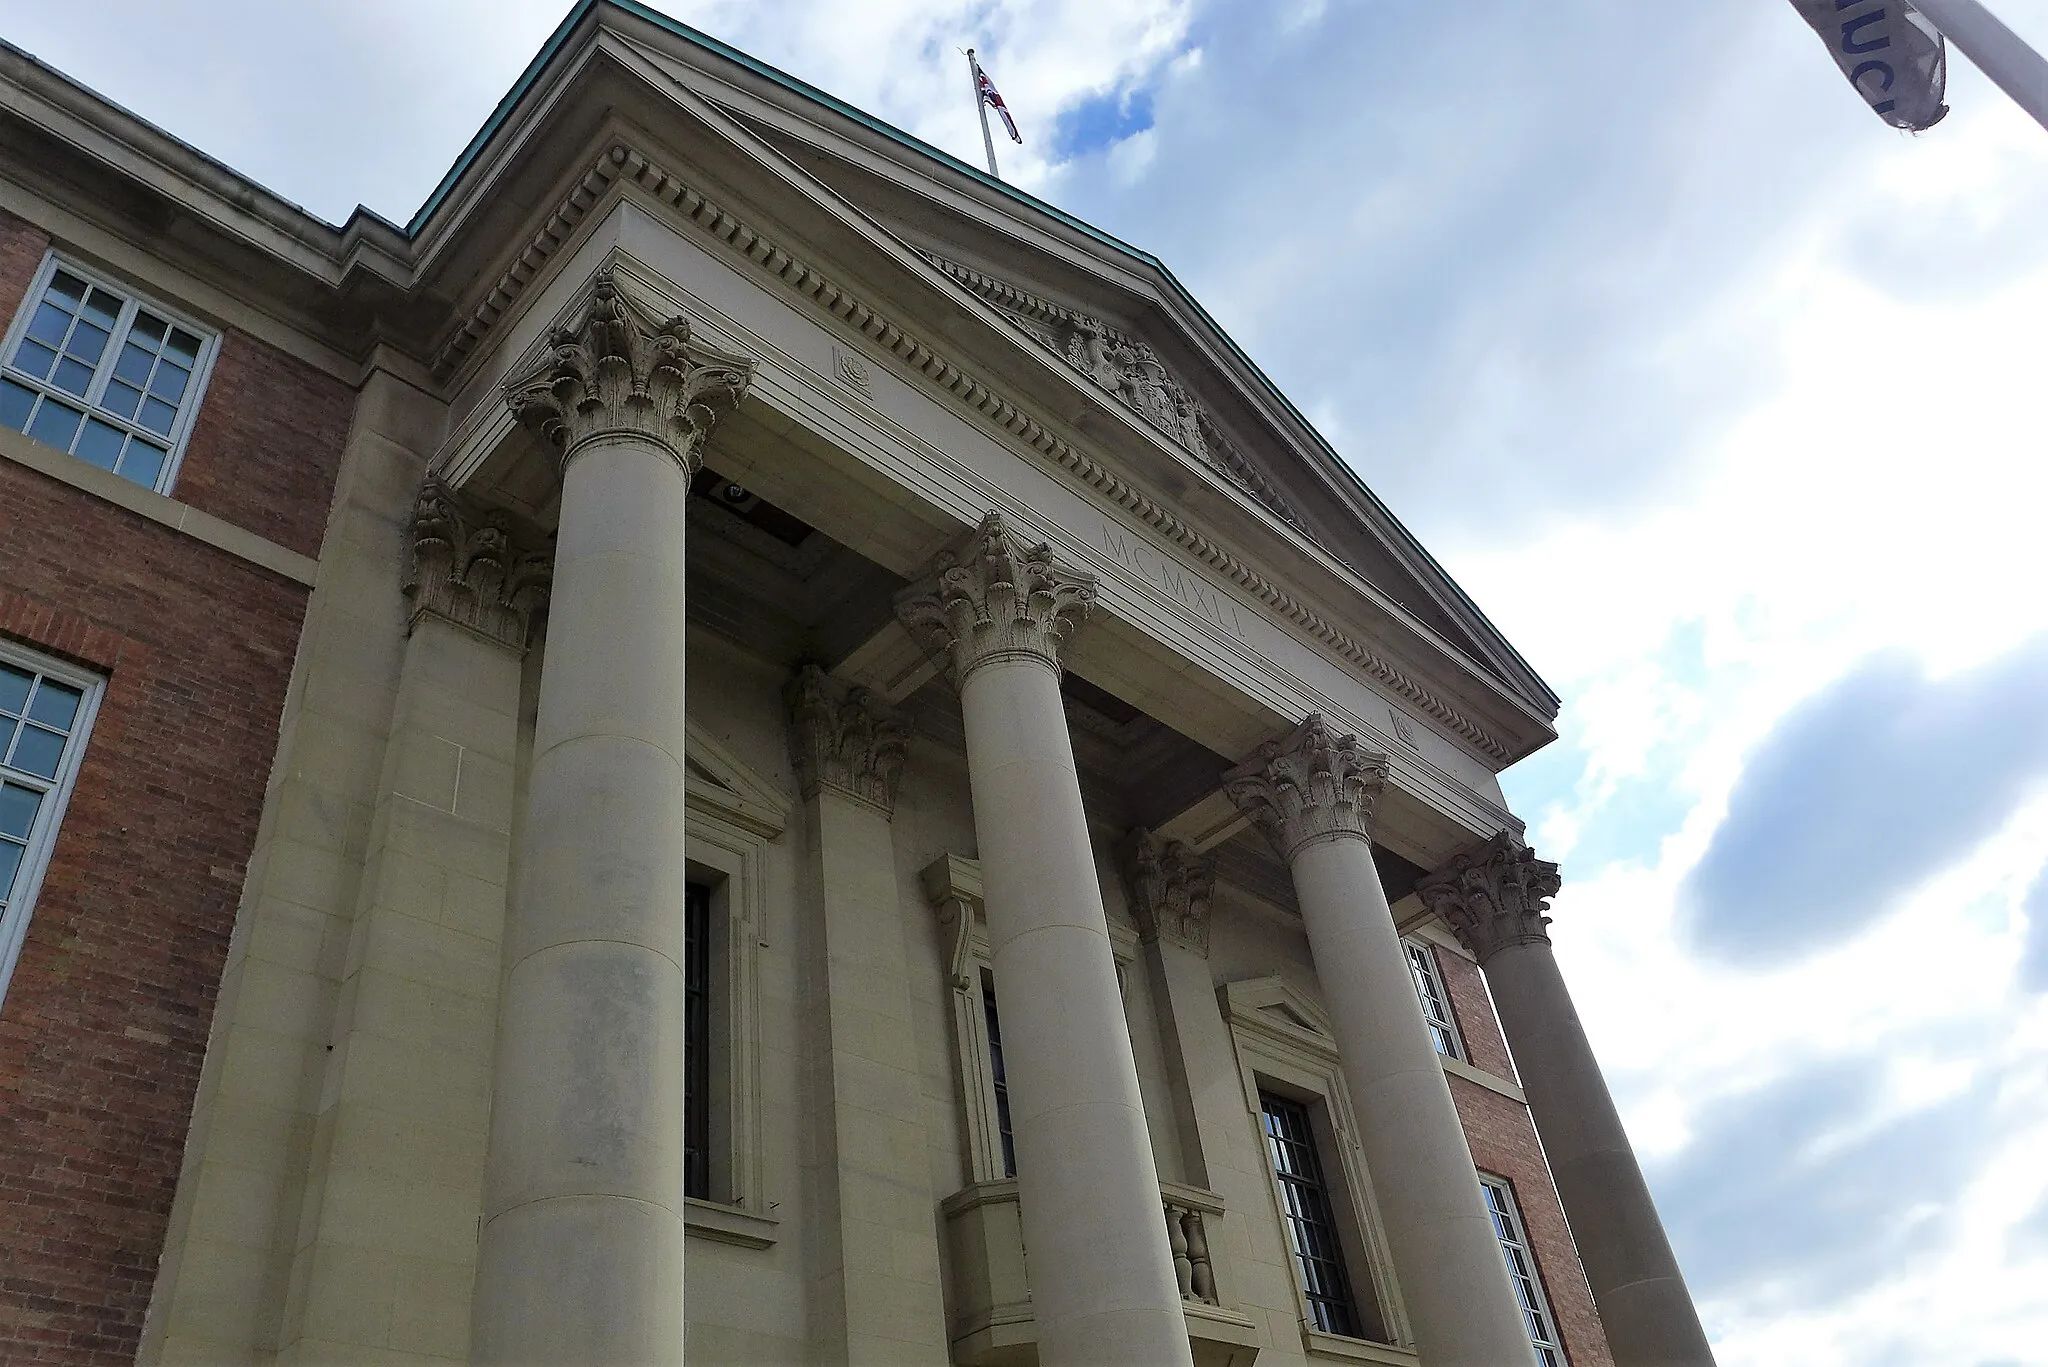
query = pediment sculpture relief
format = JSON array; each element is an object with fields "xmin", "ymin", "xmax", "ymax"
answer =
[{"xmin": 922, "ymin": 253, "xmax": 1306, "ymax": 535}]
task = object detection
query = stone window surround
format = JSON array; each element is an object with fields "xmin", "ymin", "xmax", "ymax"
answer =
[
  {"xmin": 678, "ymin": 722, "xmax": 786, "ymax": 1250},
  {"xmin": 921, "ymin": 852, "xmax": 1140, "ymax": 1188},
  {"xmin": 0, "ymin": 249, "xmax": 221, "ymax": 495},
  {"xmin": 0, "ymin": 636, "xmax": 103, "ymax": 1013},
  {"xmin": 1218, "ymin": 975, "xmax": 1419, "ymax": 1366}
]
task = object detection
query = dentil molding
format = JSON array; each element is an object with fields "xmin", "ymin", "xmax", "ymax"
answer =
[
  {"xmin": 442, "ymin": 139, "xmax": 1511, "ymax": 761},
  {"xmin": 1415, "ymin": 831, "xmax": 1561, "ymax": 965}
]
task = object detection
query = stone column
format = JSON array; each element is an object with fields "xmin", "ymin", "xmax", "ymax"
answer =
[
  {"xmin": 1224, "ymin": 717, "xmax": 1536, "ymax": 1367},
  {"xmin": 283, "ymin": 480, "xmax": 546, "ymax": 1363},
  {"xmin": 471, "ymin": 270, "xmax": 752, "ymax": 1366},
  {"xmin": 897, "ymin": 514, "xmax": 1195, "ymax": 1367},
  {"xmin": 1418, "ymin": 835, "xmax": 1715, "ymax": 1367},
  {"xmin": 786, "ymin": 665, "xmax": 951, "ymax": 1367}
]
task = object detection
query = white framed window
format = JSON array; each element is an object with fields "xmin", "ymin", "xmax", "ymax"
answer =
[
  {"xmin": 0, "ymin": 253, "xmax": 219, "ymax": 494},
  {"xmin": 1404, "ymin": 938, "xmax": 1464, "ymax": 1060},
  {"xmin": 1481, "ymin": 1175, "xmax": 1568, "ymax": 1367},
  {"xmin": 0, "ymin": 640, "xmax": 103, "ymax": 1012}
]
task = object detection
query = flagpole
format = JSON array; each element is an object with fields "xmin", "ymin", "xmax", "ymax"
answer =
[
  {"xmin": 1912, "ymin": 0, "xmax": 2048, "ymax": 132},
  {"xmin": 967, "ymin": 47, "xmax": 1000, "ymax": 177}
]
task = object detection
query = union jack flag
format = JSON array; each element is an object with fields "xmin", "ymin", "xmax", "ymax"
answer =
[{"xmin": 974, "ymin": 58, "xmax": 1023, "ymax": 144}]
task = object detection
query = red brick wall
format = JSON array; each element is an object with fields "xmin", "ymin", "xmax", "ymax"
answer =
[
  {"xmin": 1434, "ymin": 941, "xmax": 1518, "ymax": 1082},
  {"xmin": 0, "ymin": 462, "xmax": 313, "ymax": 1363},
  {"xmin": 1451, "ymin": 1076, "xmax": 1615, "ymax": 1367},
  {"xmin": 0, "ymin": 205, "xmax": 352, "ymax": 1361},
  {"xmin": 174, "ymin": 329, "xmax": 353, "ymax": 558}
]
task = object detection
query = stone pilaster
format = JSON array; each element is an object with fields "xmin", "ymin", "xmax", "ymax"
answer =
[
  {"xmin": 402, "ymin": 477, "xmax": 550, "ymax": 650},
  {"xmin": 471, "ymin": 269, "xmax": 753, "ymax": 1367},
  {"xmin": 1415, "ymin": 831, "xmax": 1560, "ymax": 965},
  {"xmin": 785, "ymin": 663, "xmax": 908, "ymax": 813},
  {"xmin": 1419, "ymin": 836, "xmax": 1716, "ymax": 1366},
  {"xmin": 895, "ymin": 512, "xmax": 1193, "ymax": 1367},
  {"xmin": 1221, "ymin": 714, "xmax": 1389, "ymax": 858},
  {"xmin": 506, "ymin": 265, "xmax": 752, "ymax": 474},
  {"xmin": 895, "ymin": 511, "xmax": 1096, "ymax": 684},
  {"xmin": 1123, "ymin": 829, "xmax": 1216, "ymax": 957}
]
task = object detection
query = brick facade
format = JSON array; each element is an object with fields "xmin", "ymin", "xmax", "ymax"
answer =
[
  {"xmin": 1438, "ymin": 945, "xmax": 1615, "ymax": 1367},
  {"xmin": 0, "ymin": 206, "xmax": 350, "ymax": 1360}
]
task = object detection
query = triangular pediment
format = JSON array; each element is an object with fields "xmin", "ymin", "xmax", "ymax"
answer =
[
  {"xmin": 1220, "ymin": 975, "xmax": 1339, "ymax": 1059},
  {"xmin": 684, "ymin": 720, "xmax": 790, "ymax": 839}
]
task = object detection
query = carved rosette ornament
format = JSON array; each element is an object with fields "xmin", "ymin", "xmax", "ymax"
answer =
[
  {"xmin": 1415, "ymin": 832, "xmax": 1562, "ymax": 966},
  {"xmin": 1123, "ymin": 829, "xmax": 1216, "ymax": 957},
  {"xmin": 402, "ymin": 477, "xmax": 551, "ymax": 651},
  {"xmin": 504, "ymin": 267, "xmax": 755, "ymax": 475},
  {"xmin": 785, "ymin": 664, "xmax": 910, "ymax": 813},
  {"xmin": 894, "ymin": 512, "xmax": 1098, "ymax": 684},
  {"xmin": 1222, "ymin": 715, "xmax": 1390, "ymax": 860}
]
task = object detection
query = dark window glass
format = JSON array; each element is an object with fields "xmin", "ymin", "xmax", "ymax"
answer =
[
  {"xmin": 1262, "ymin": 1092, "xmax": 1361, "ymax": 1337},
  {"xmin": 982, "ymin": 968, "xmax": 1016, "ymax": 1178},
  {"xmin": 685, "ymin": 881, "xmax": 712, "ymax": 1201}
]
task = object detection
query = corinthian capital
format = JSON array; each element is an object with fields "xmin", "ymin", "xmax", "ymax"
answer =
[
  {"xmin": 504, "ymin": 267, "xmax": 755, "ymax": 475},
  {"xmin": 1123, "ymin": 829, "xmax": 1216, "ymax": 956},
  {"xmin": 402, "ymin": 477, "xmax": 551, "ymax": 651},
  {"xmin": 1415, "ymin": 832, "xmax": 1561, "ymax": 965},
  {"xmin": 894, "ymin": 512, "xmax": 1097, "ymax": 684},
  {"xmin": 786, "ymin": 664, "xmax": 910, "ymax": 813},
  {"xmin": 1222, "ymin": 715, "xmax": 1388, "ymax": 860}
]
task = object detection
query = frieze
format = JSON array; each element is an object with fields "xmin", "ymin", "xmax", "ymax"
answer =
[{"xmin": 436, "ymin": 139, "xmax": 1512, "ymax": 762}]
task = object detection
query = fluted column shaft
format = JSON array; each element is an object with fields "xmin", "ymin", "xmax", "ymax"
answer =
[
  {"xmin": 472, "ymin": 271, "xmax": 752, "ymax": 1366},
  {"xmin": 1421, "ymin": 837, "xmax": 1714, "ymax": 1366},
  {"xmin": 1226, "ymin": 719, "xmax": 1536, "ymax": 1367},
  {"xmin": 899, "ymin": 516, "xmax": 1195, "ymax": 1367}
]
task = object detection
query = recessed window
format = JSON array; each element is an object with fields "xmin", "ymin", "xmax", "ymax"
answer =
[
  {"xmin": 1, "ymin": 255, "xmax": 217, "ymax": 494},
  {"xmin": 0, "ymin": 645, "xmax": 101, "ymax": 1012},
  {"xmin": 1261, "ymin": 1091, "xmax": 1363, "ymax": 1337},
  {"xmin": 981, "ymin": 968, "xmax": 1017, "ymax": 1178},
  {"xmin": 1404, "ymin": 939, "xmax": 1463, "ymax": 1060},
  {"xmin": 685, "ymin": 880, "xmax": 712, "ymax": 1201},
  {"xmin": 1482, "ymin": 1176, "xmax": 1568, "ymax": 1367}
]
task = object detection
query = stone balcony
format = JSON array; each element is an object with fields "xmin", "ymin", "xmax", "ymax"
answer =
[{"xmin": 940, "ymin": 1178, "xmax": 1263, "ymax": 1366}]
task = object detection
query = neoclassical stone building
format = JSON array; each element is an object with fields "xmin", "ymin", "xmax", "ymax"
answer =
[{"xmin": 0, "ymin": 3, "xmax": 1713, "ymax": 1365}]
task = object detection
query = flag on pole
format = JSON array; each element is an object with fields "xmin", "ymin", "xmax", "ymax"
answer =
[
  {"xmin": 973, "ymin": 54, "xmax": 1023, "ymax": 144},
  {"xmin": 1790, "ymin": 0, "xmax": 1949, "ymax": 130}
]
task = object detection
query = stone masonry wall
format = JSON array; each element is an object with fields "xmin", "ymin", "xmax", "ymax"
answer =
[{"xmin": 0, "ymin": 206, "xmax": 349, "ymax": 1364}]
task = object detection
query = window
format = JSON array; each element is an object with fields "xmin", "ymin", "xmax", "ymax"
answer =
[
  {"xmin": 980, "ymin": 968, "xmax": 1017, "ymax": 1178},
  {"xmin": 1261, "ymin": 1092, "xmax": 1362, "ymax": 1337},
  {"xmin": 1404, "ymin": 938, "xmax": 1463, "ymax": 1059},
  {"xmin": 685, "ymin": 880, "xmax": 712, "ymax": 1201},
  {"xmin": 0, "ymin": 255, "xmax": 217, "ymax": 493},
  {"xmin": 1482, "ymin": 1176, "xmax": 1567, "ymax": 1367},
  {"xmin": 0, "ymin": 645, "xmax": 101, "ymax": 1010}
]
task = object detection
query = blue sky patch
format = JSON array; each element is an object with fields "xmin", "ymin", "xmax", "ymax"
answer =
[{"xmin": 1052, "ymin": 85, "xmax": 1155, "ymax": 161}]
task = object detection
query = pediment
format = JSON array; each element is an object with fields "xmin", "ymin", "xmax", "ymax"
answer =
[
  {"xmin": 684, "ymin": 720, "xmax": 790, "ymax": 839},
  {"xmin": 1219, "ymin": 974, "xmax": 1340, "ymax": 1059}
]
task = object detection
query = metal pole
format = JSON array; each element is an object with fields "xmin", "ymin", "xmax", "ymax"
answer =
[
  {"xmin": 1913, "ymin": 0, "xmax": 2048, "ymax": 132},
  {"xmin": 968, "ymin": 48, "xmax": 1000, "ymax": 176}
]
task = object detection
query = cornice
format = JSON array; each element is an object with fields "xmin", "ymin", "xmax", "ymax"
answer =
[{"xmin": 439, "ymin": 138, "xmax": 1516, "ymax": 763}]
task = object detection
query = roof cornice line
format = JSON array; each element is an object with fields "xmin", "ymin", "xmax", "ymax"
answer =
[{"xmin": 566, "ymin": 141, "xmax": 1529, "ymax": 762}]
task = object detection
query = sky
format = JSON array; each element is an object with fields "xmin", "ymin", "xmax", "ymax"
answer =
[{"xmin": 6, "ymin": 0, "xmax": 2047, "ymax": 1362}]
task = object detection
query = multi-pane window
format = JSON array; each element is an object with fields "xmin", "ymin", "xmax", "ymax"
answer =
[
  {"xmin": 1261, "ymin": 1092, "xmax": 1362, "ymax": 1337},
  {"xmin": 1482, "ymin": 1177, "xmax": 1567, "ymax": 1367},
  {"xmin": 0, "ymin": 257, "xmax": 216, "ymax": 493},
  {"xmin": 685, "ymin": 881, "xmax": 712, "ymax": 1201},
  {"xmin": 1404, "ymin": 939, "xmax": 1463, "ymax": 1059},
  {"xmin": 0, "ymin": 650, "xmax": 99, "ymax": 1010},
  {"xmin": 981, "ymin": 968, "xmax": 1017, "ymax": 1178}
]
